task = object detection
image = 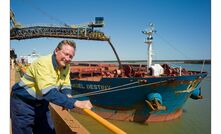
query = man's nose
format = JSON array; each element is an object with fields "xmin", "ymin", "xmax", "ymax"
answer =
[{"xmin": 65, "ymin": 56, "xmax": 71, "ymax": 62}]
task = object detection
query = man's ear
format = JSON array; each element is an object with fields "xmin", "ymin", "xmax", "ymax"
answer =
[{"xmin": 55, "ymin": 48, "xmax": 59, "ymax": 55}]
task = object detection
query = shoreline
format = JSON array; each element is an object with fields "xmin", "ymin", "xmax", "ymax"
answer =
[{"xmin": 71, "ymin": 60, "xmax": 211, "ymax": 64}]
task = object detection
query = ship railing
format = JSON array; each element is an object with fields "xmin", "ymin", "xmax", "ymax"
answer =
[{"xmin": 164, "ymin": 63, "xmax": 182, "ymax": 76}]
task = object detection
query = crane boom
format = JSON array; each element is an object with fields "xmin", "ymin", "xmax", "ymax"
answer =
[
  {"xmin": 10, "ymin": 9, "xmax": 22, "ymax": 28},
  {"xmin": 10, "ymin": 26, "xmax": 108, "ymax": 41}
]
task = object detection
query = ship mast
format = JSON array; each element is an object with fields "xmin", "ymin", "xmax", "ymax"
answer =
[{"xmin": 142, "ymin": 23, "xmax": 156, "ymax": 69}]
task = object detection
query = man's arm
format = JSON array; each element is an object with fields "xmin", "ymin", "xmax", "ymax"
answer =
[
  {"xmin": 60, "ymin": 88, "xmax": 73, "ymax": 98},
  {"xmin": 43, "ymin": 88, "xmax": 93, "ymax": 109},
  {"xmin": 43, "ymin": 88, "xmax": 76, "ymax": 109}
]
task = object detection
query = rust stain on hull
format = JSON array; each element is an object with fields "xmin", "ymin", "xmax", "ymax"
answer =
[{"xmin": 72, "ymin": 108, "xmax": 183, "ymax": 123}]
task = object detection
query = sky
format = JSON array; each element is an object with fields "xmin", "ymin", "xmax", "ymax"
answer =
[{"xmin": 10, "ymin": 0, "xmax": 211, "ymax": 61}]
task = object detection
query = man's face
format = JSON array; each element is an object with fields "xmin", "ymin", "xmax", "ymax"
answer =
[{"xmin": 55, "ymin": 44, "xmax": 75, "ymax": 68}]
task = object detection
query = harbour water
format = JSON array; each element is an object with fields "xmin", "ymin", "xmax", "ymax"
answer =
[{"xmin": 70, "ymin": 63, "xmax": 211, "ymax": 134}]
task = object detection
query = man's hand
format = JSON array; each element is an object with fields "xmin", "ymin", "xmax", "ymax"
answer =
[{"xmin": 74, "ymin": 100, "xmax": 93, "ymax": 109}]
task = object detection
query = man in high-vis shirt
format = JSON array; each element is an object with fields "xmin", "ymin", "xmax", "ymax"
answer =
[{"xmin": 10, "ymin": 40, "xmax": 92, "ymax": 134}]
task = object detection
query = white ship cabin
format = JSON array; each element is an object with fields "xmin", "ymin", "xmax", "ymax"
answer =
[
  {"xmin": 27, "ymin": 51, "xmax": 40, "ymax": 64},
  {"xmin": 18, "ymin": 50, "xmax": 40, "ymax": 65}
]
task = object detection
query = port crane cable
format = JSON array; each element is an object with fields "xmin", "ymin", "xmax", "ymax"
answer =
[
  {"xmin": 72, "ymin": 79, "xmax": 170, "ymax": 98},
  {"xmin": 155, "ymin": 32, "xmax": 190, "ymax": 60},
  {"xmin": 20, "ymin": 0, "xmax": 70, "ymax": 27}
]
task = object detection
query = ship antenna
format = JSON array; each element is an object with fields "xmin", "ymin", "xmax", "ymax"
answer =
[{"xmin": 142, "ymin": 23, "xmax": 156, "ymax": 70}]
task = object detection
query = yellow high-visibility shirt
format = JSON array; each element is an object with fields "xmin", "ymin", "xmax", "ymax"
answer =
[{"xmin": 19, "ymin": 54, "xmax": 71, "ymax": 99}]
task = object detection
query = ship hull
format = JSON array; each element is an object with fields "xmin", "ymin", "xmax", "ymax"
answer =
[{"xmin": 70, "ymin": 72, "xmax": 207, "ymax": 123}]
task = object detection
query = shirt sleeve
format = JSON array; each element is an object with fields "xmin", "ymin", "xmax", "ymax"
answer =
[
  {"xmin": 43, "ymin": 88, "xmax": 77, "ymax": 109},
  {"xmin": 60, "ymin": 88, "xmax": 72, "ymax": 96},
  {"xmin": 60, "ymin": 65, "xmax": 73, "ymax": 97}
]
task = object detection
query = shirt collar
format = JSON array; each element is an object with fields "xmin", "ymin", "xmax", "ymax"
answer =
[
  {"xmin": 52, "ymin": 52, "xmax": 59, "ymax": 69},
  {"xmin": 52, "ymin": 52, "xmax": 67, "ymax": 70}
]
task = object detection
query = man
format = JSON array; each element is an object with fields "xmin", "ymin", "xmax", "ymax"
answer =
[{"xmin": 10, "ymin": 40, "xmax": 92, "ymax": 134}]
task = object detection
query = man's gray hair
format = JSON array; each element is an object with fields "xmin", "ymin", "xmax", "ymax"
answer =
[{"xmin": 57, "ymin": 40, "xmax": 76, "ymax": 50}]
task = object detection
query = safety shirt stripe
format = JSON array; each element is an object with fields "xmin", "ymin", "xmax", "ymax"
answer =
[
  {"xmin": 41, "ymin": 86, "xmax": 58, "ymax": 94},
  {"xmin": 18, "ymin": 80, "xmax": 43, "ymax": 99},
  {"xmin": 23, "ymin": 73, "xmax": 35, "ymax": 82},
  {"xmin": 61, "ymin": 85, "xmax": 72, "ymax": 90}
]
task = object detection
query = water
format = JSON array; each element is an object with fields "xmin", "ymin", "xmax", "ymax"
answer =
[{"xmin": 70, "ymin": 64, "xmax": 211, "ymax": 134}]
